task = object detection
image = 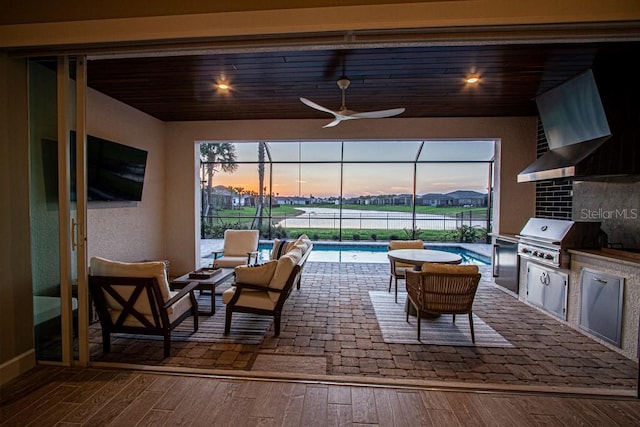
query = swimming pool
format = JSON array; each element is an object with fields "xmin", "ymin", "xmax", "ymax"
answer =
[{"xmin": 254, "ymin": 243, "xmax": 490, "ymax": 265}]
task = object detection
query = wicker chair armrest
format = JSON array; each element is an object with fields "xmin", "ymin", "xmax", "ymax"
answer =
[{"xmin": 163, "ymin": 280, "xmax": 199, "ymax": 309}]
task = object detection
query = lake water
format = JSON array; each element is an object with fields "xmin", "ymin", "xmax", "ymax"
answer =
[{"xmin": 275, "ymin": 207, "xmax": 486, "ymax": 230}]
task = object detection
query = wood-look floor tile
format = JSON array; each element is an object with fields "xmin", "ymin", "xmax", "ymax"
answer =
[
  {"xmin": 274, "ymin": 382, "xmax": 306, "ymax": 426},
  {"xmin": 60, "ymin": 371, "xmax": 136, "ymax": 424},
  {"xmin": 300, "ymin": 386, "xmax": 329, "ymax": 427},
  {"xmin": 397, "ymin": 390, "xmax": 434, "ymax": 426},
  {"xmin": 158, "ymin": 378, "xmax": 217, "ymax": 426},
  {"xmin": 328, "ymin": 403, "xmax": 352, "ymax": 426},
  {"xmin": 327, "ymin": 384, "xmax": 351, "ymax": 405},
  {"xmin": 83, "ymin": 374, "xmax": 157, "ymax": 426},
  {"xmin": 351, "ymin": 386, "xmax": 378, "ymax": 424},
  {"xmin": 2, "ymin": 367, "xmax": 640, "ymax": 427},
  {"xmin": 373, "ymin": 387, "xmax": 409, "ymax": 426}
]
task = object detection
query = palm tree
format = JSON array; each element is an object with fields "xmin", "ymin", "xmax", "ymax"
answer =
[
  {"xmin": 257, "ymin": 142, "xmax": 266, "ymax": 230},
  {"xmin": 200, "ymin": 142, "xmax": 238, "ymax": 228}
]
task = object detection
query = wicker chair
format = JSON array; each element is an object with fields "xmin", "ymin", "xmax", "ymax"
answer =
[
  {"xmin": 404, "ymin": 263, "xmax": 481, "ymax": 342},
  {"xmin": 388, "ymin": 239, "xmax": 424, "ymax": 302}
]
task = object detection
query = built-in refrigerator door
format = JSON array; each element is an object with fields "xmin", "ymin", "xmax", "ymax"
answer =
[{"xmin": 493, "ymin": 237, "xmax": 519, "ymax": 294}]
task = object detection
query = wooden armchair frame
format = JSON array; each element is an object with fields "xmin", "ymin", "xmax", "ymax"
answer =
[
  {"xmin": 89, "ymin": 275, "xmax": 199, "ymax": 358},
  {"xmin": 224, "ymin": 265, "xmax": 301, "ymax": 337},
  {"xmin": 224, "ymin": 244, "xmax": 312, "ymax": 336}
]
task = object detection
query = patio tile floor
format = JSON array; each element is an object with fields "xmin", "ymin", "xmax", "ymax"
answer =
[{"xmin": 89, "ymin": 262, "xmax": 638, "ymax": 392}]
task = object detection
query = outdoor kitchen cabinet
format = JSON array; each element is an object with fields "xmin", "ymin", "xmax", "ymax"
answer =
[
  {"xmin": 579, "ymin": 268, "xmax": 624, "ymax": 347},
  {"xmin": 526, "ymin": 262, "xmax": 568, "ymax": 320}
]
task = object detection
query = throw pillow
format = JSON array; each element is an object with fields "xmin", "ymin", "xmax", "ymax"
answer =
[
  {"xmin": 235, "ymin": 260, "xmax": 278, "ymax": 287},
  {"xmin": 270, "ymin": 239, "xmax": 291, "ymax": 260}
]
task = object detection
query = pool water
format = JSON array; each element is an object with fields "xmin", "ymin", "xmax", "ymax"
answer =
[{"xmin": 255, "ymin": 243, "xmax": 490, "ymax": 265}]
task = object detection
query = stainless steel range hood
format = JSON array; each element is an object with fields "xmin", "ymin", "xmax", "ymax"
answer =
[
  {"xmin": 517, "ymin": 136, "xmax": 611, "ymax": 182},
  {"xmin": 518, "ymin": 68, "xmax": 640, "ymax": 183}
]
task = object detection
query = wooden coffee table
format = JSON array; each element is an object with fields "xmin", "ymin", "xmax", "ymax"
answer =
[{"xmin": 170, "ymin": 268, "xmax": 235, "ymax": 315}]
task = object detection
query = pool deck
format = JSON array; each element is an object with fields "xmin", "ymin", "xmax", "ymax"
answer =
[{"xmin": 89, "ymin": 260, "xmax": 638, "ymax": 396}]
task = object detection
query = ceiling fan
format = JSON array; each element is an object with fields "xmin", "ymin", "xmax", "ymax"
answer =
[{"xmin": 300, "ymin": 76, "xmax": 405, "ymax": 128}]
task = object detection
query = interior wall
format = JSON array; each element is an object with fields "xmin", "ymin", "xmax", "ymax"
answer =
[
  {"xmin": 165, "ymin": 116, "xmax": 537, "ymax": 274},
  {"xmin": 0, "ymin": 54, "xmax": 34, "ymax": 384},
  {"xmin": 86, "ymin": 88, "xmax": 166, "ymax": 264}
]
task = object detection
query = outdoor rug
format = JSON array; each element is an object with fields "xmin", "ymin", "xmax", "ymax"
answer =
[
  {"xmin": 369, "ymin": 291, "xmax": 513, "ymax": 347},
  {"xmin": 112, "ymin": 295, "xmax": 272, "ymax": 345}
]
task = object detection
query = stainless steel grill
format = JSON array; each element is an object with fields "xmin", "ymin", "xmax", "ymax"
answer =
[{"xmin": 516, "ymin": 218, "xmax": 602, "ymax": 268}]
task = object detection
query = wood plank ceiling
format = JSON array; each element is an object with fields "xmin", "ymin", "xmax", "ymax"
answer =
[{"xmin": 86, "ymin": 41, "xmax": 639, "ymax": 122}]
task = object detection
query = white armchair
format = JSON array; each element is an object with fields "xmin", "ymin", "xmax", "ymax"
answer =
[
  {"xmin": 88, "ymin": 257, "xmax": 199, "ymax": 358},
  {"xmin": 212, "ymin": 229, "xmax": 260, "ymax": 268}
]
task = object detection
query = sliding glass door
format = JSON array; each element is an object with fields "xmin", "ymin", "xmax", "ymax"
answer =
[{"xmin": 29, "ymin": 56, "xmax": 88, "ymax": 365}]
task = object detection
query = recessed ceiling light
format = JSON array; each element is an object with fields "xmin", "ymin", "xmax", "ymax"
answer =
[{"xmin": 466, "ymin": 76, "xmax": 480, "ymax": 84}]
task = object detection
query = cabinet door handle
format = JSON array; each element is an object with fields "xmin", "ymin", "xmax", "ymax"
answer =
[
  {"xmin": 594, "ymin": 277, "xmax": 608, "ymax": 284},
  {"xmin": 540, "ymin": 271, "xmax": 550, "ymax": 285},
  {"xmin": 492, "ymin": 244, "xmax": 500, "ymax": 277}
]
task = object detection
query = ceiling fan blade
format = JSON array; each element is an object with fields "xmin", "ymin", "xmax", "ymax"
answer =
[
  {"xmin": 350, "ymin": 108, "xmax": 406, "ymax": 119},
  {"xmin": 300, "ymin": 97, "xmax": 339, "ymax": 117},
  {"xmin": 322, "ymin": 118, "xmax": 343, "ymax": 128}
]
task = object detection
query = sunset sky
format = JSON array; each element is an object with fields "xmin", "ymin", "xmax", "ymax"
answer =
[{"xmin": 202, "ymin": 140, "xmax": 494, "ymax": 198}]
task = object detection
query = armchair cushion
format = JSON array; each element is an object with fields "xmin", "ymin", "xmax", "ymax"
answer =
[
  {"xmin": 90, "ymin": 257, "xmax": 175, "ymax": 317},
  {"xmin": 268, "ymin": 248, "xmax": 302, "ymax": 301},
  {"xmin": 389, "ymin": 239, "xmax": 424, "ymax": 250},
  {"xmin": 221, "ymin": 286, "xmax": 276, "ymax": 310},
  {"xmin": 421, "ymin": 263, "xmax": 479, "ymax": 275},
  {"xmin": 215, "ymin": 256, "xmax": 254, "ymax": 268},
  {"xmin": 223, "ymin": 229, "xmax": 259, "ymax": 256},
  {"xmin": 234, "ymin": 260, "xmax": 278, "ymax": 287}
]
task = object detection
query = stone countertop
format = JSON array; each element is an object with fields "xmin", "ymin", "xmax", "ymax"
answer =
[{"xmin": 569, "ymin": 248, "xmax": 640, "ymax": 268}]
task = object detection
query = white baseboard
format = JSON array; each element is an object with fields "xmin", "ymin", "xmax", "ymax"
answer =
[{"xmin": 0, "ymin": 349, "xmax": 36, "ymax": 386}]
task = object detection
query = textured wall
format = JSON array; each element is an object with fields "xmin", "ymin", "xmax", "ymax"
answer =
[
  {"xmin": 86, "ymin": 89, "xmax": 166, "ymax": 263},
  {"xmin": 573, "ymin": 180, "xmax": 640, "ymax": 250},
  {"xmin": 0, "ymin": 55, "xmax": 33, "ymax": 383}
]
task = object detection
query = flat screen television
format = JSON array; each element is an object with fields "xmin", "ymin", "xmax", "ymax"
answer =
[
  {"xmin": 82, "ymin": 133, "xmax": 148, "ymax": 201},
  {"xmin": 536, "ymin": 69, "xmax": 611, "ymax": 150},
  {"xmin": 42, "ymin": 133, "xmax": 148, "ymax": 202}
]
